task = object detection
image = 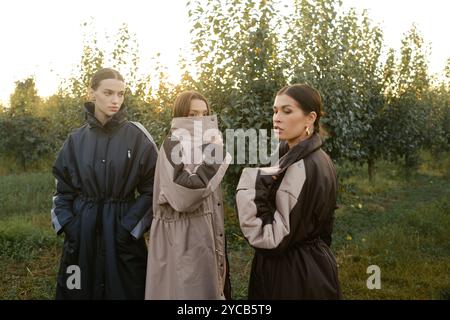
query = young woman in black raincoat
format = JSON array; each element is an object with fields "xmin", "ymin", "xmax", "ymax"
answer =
[
  {"xmin": 236, "ymin": 84, "xmax": 341, "ymax": 299},
  {"xmin": 51, "ymin": 68, "xmax": 158, "ymax": 299}
]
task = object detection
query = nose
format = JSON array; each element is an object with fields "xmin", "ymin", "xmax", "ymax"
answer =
[
  {"xmin": 111, "ymin": 94, "xmax": 119, "ymax": 105},
  {"xmin": 273, "ymin": 112, "xmax": 281, "ymax": 124}
]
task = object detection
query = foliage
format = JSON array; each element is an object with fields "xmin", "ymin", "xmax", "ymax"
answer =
[
  {"xmin": 1, "ymin": 2, "xmax": 448, "ymax": 182},
  {"xmin": 8, "ymin": 78, "xmax": 41, "ymax": 117},
  {"xmin": 188, "ymin": 0, "xmax": 286, "ymax": 197},
  {"xmin": 0, "ymin": 116, "xmax": 54, "ymax": 170},
  {"xmin": 383, "ymin": 25, "xmax": 431, "ymax": 176},
  {"xmin": 286, "ymin": 0, "xmax": 387, "ymax": 176}
]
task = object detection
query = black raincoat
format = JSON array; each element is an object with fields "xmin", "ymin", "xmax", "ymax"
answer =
[
  {"xmin": 51, "ymin": 102, "xmax": 157, "ymax": 299},
  {"xmin": 236, "ymin": 134, "xmax": 341, "ymax": 299}
]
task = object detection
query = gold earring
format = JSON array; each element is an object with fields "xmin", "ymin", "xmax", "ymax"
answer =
[{"xmin": 305, "ymin": 127, "xmax": 310, "ymax": 136}]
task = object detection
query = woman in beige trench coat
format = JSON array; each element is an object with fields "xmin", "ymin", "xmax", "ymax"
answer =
[{"xmin": 145, "ymin": 91, "xmax": 232, "ymax": 300}]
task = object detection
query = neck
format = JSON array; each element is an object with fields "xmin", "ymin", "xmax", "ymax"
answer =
[
  {"xmin": 94, "ymin": 109, "xmax": 111, "ymax": 126},
  {"xmin": 287, "ymin": 133, "xmax": 310, "ymax": 149}
]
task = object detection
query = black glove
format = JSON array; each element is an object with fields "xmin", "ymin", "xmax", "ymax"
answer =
[{"xmin": 254, "ymin": 174, "xmax": 277, "ymax": 224}]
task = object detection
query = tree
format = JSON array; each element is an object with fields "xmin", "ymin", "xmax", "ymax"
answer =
[
  {"xmin": 53, "ymin": 20, "xmax": 106, "ymax": 145},
  {"xmin": 382, "ymin": 49, "xmax": 397, "ymax": 102},
  {"xmin": 9, "ymin": 77, "xmax": 41, "ymax": 117},
  {"xmin": 111, "ymin": 23, "xmax": 141, "ymax": 89},
  {"xmin": 188, "ymin": 0, "xmax": 286, "ymax": 196},
  {"xmin": 64, "ymin": 20, "xmax": 105, "ymax": 100},
  {"xmin": 446, "ymin": 56, "xmax": 450, "ymax": 80},
  {"xmin": 0, "ymin": 116, "xmax": 53, "ymax": 170},
  {"xmin": 286, "ymin": 0, "xmax": 364, "ymax": 161},
  {"xmin": 286, "ymin": 0, "xmax": 387, "ymax": 183},
  {"xmin": 384, "ymin": 25, "xmax": 431, "ymax": 178},
  {"xmin": 42, "ymin": 92, "xmax": 85, "ymax": 149},
  {"xmin": 131, "ymin": 56, "xmax": 176, "ymax": 146},
  {"xmin": 425, "ymin": 82, "xmax": 450, "ymax": 154},
  {"xmin": 341, "ymin": 9, "xmax": 385, "ymax": 182},
  {"xmin": 423, "ymin": 59, "xmax": 450, "ymax": 155}
]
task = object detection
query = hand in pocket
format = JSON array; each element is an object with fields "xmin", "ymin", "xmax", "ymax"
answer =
[
  {"xmin": 63, "ymin": 215, "xmax": 80, "ymax": 242},
  {"xmin": 116, "ymin": 222, "xmax": 132, "ymax": 244}
]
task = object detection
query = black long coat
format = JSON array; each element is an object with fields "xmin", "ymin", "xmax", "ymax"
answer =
[
  {"xmin": 51, "ymin": 103, "xmax": 157, "ymax": 299},
  {"xmin": 236, "ymin": 134, "xmax": 341, "ymax": 299}
]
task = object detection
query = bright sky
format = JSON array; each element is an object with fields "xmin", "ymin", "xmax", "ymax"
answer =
[{"xmin": 1, "ymin": 0, "xmax": 449, "ymax": 106}]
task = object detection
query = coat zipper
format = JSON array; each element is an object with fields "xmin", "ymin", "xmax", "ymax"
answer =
[{"xmin": 123, "ymin": 148, "xmax": 133, "ymax": 178}]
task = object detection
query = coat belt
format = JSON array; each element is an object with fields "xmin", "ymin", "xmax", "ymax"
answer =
[{"xmin": 77, "ymin": 194, "xmax": 135, "ymax": 203}]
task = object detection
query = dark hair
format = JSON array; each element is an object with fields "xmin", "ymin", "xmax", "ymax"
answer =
[
  {"xmin": 173, "ymin": 91, "xmax": 211, "ymax": 118},
  {"xmin": 90, "ymin": 68, "xmax": 124, "ymax": 90},
  {"xmin": 276, "ymin": 84, "xmax": 324, "ymax": 133}
]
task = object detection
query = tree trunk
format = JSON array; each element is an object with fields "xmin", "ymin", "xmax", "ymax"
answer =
[
  {"xmin": 368, "ymin": 158, "xmax": 375, "ymax": 183},
  {"xmin": 405, "ymin": 153, "xmax": 411, "ymax": 181},
  {"xmin": 21, "ymin": 156, "xmax": 26, "ymax": 172}
]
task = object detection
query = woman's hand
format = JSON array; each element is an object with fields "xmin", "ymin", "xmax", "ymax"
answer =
[
  {"xmin": 63, "ymin": 215, "xmax": 80, "ymax": 241},
  {"xmin": 254, "ymin": 174, "xmax": 277, "ymax": 222}
]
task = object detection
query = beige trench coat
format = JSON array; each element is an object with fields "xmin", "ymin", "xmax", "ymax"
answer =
[{"xmin": 145, "ymin": 115, "xmax": 231, "ymax": 299}]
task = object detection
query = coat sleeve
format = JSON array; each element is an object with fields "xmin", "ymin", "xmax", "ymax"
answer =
[
  {"xmin": 51, "ymin": 135, "xmax": 78, "ymax": 235},
  {"xmin": 120, "ymin": 136, "xmax": 158, "ymax": 240},
  {"xmin": 158, "ymin": 138, "xmax": 231, "ymax": 213},
  {"xmin": 236, "ymin": 162, "xmax": 307, "ymax": 255}
]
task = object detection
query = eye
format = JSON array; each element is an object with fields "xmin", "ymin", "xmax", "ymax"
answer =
[
  {"xmin": 282, "ymin": 107, "xmax": 292, "ymax": 114},
  {"xmin": 118, "ymin": 93, "xmax": 124, "ymax": 97}
]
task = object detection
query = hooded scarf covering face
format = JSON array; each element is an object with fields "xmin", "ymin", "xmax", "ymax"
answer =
[{"xmin": 145, "ymin": 115, "xmax": 232, "ymax": 300}]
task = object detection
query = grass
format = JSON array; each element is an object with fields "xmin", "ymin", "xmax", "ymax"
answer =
[
  {"xmin": 0, "ymin": 213, "xmax": 62, "ymax": 299},
  {"xmin": 329, "ymin": 157, "xmax": 450, "ymax": 299},
  {"xmin": 0, "ymin": 152, "xmax": 449, "ymax": 299},
  {"xmin": 0, "ymin": 156, "xmax": 53, "ymax": 177},
  {"xmin": 227, "ymin": 155, "xmax": 450, "ymax": 300},
  {"xmin": 0, "ymin": 170, "xmax": 54, "ymax": 217},
  {"xmin": 0, "ymin": 169, "xmax": 61, "ymax": 299}
]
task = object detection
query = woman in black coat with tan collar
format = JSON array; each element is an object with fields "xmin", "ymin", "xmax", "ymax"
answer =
[
  {"xmin": 236, "ymin": 84, "xmax": 341, "ymax": 299},
  {"xmin": 51, "ymin": 68, "xmax": 157, "ymax": 299}
]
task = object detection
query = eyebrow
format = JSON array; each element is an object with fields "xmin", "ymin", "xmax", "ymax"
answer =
[
  {"xmin": 103, "ymin": 89, "xmax": 125, "ymax": 93},
  {"xmin": 273, "ymin": 104, "xmax": 293, "ymax": 109}
]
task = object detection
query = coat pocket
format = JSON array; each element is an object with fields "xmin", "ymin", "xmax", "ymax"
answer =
[
  {"xmin": 122, "ymin": 148, "xmax": 133, "ymax": 179},
  {"xmin": 63, "ymin": 214, "xmax": 81, "ymax": 246},
  {"xmin": 116, "ymin": 222, "xmax": 132, "ymax": 244},
  {"xmin": 57, "ymin": 222, "xmax": 80, "ymax": 285}
]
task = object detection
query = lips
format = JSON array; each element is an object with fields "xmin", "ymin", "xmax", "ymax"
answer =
[
  {"xmin": 109, "ymin": 106, "xmax": 119, "ymax": 112},
  {"xmin": 273, "ymin": 126, "xmax": 284, "ymax": 133}
]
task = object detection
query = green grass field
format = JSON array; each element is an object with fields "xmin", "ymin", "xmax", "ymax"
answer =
[{"xmin": 1, "ymin": 153, "xmax": 449, "ymax": 299}]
